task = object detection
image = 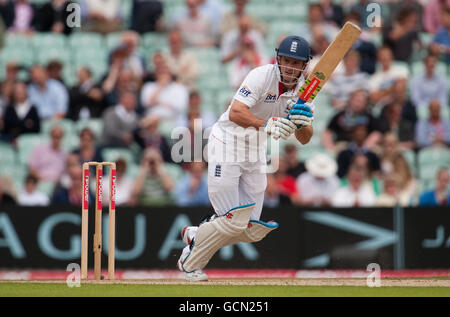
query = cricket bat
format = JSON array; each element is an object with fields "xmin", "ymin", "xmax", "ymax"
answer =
[{"xmin": 297, "ymin": 22, "xmax": 361, "ymax": 104}]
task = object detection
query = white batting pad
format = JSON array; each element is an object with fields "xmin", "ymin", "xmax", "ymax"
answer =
[
  {"xmin": 180, "ymin": 203, "xmax": 255, "ymax": 273},
  {"xmin": 228, "ymin": 220, "xmax": 279, "ymax": 244}
]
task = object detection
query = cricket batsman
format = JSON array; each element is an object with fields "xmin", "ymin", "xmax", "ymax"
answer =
[{"xmin": 177, "ymin": 36, "xmax": 314, "ymax": 281}]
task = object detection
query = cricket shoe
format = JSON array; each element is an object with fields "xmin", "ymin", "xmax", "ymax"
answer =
[
  {"xmin": 181, "ymin": 226, "xmax": 197, "ymax": 245},
  {"xmin": 177, "ymin": 246, "xmax": 209, "ymax": 281},
  {"xmin": 185, "ymin": 269, "xmax": 208, "ymax": 282}
]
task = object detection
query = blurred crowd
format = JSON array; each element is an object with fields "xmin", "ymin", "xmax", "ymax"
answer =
[{"xmin": 0, "ymin": 0, "xmax": 449, "ymax": 209}]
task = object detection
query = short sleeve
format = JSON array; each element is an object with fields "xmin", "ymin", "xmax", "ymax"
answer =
[{"xmin": 233, "ymin": 67, "xmax": 264, "ymax": 108}]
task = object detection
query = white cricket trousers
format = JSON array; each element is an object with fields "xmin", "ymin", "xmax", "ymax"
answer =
[{"xmin": 207, "ymin": 136, "xmax": 267, "ymax": 220}]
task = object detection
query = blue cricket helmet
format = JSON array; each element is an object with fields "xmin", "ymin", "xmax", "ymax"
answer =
[{"xmin": 276, "ymin": 35, "xmax": 310, "ymax": 61}]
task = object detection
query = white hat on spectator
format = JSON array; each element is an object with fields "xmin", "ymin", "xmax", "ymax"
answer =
[{"xmin": 305, "ymin": 153, "xmax": 337, "ymax": 179}]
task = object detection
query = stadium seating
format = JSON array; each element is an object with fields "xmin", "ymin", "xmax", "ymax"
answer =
[
  {"xmin": 0, "ymin": 141, "xmax": 16, "ymax": 165},
  {"xmin": 16, "ymin": 133, "xmax": 48, "ymax": 165},
  {"xmin": 37, "ymin": 180, "xmax": 56, "ymax": 197},
  {"xmin": 418, "ymin": 146, "xmax": 450, "ymax": 191},
  {"xmin": 401, "ymin": 149, "xmax": 417, "ymax": 177},
  {"xmin": 75, "ymin": 119, "xmax": 104, "ymax": 139},
  {"xmin": 164, "ymin": 163, "xmax": 185, "ymax": 182},
  {"xmin": 410, "ymin": 61, "xmax": 448, "ymax": 77},
  {"xmin": 101, "ymin": 147, "xmax": 139, "ymax": 166}
]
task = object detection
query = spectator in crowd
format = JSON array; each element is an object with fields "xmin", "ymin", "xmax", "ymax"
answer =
[
  {"xmin": 387, "ymin": 0, "xmax": 424, "ymax": 32},
  {"xmin": 284, "ymin": 143, "xmax": 306, "ymax": 179},
  {"xmin": 410, "ymin": 54, "xmax": 448, "ymax": 109},
  {"xmin": 27, "ymin": 65, "xmax": 69, "ymax": 120},
  {"xmin": 297, "ymin": 3, "xmax": 339, "ymax": 44},
  {"xmin": 273, "ymin": 157, "xmax": 301, "ymax": 205},
  {"xmin": 130, "ymin": 0, "xmax": 163, "ymax": 34},
  {"xmin": 102, "ymin": 158, "xmax": 134, "ymax": 206},
  {"xmin": 220, "ymin": 14, "xmax": 266, "ymax": 64},
  {"xmin": 102, "ymin": 68, "xmax": 139, "ymax": 107},
  {"xmin": 368, "ymin": 46, "xmax": 409, "ymax": 107},
  {"xmin": 228, "ymin": 35, "xmax": 267, "ymax": 89},
  {"xmin": 296, "ymin": 153, "xmax": 340, "ymax": 207},
  {"xmin": 142, "ymin": 51, "xmax": 167, "ymax": 84},
  {"xmin": 323, "ymin": 89, "xmax": 383, "ymax": 154},
  {"xmin": 0, "ymin": 175, "xmax": 16, "ymax": 205},
  {"xmin": 309, "ymin": 32, "xmax": 344, "ymax": 83},
  {"xmin": 2, "ymin": 81, "xmax": 40, "ymax": 142},
  {"xmin": 429, "ymin": 7, "xmax": 450, "ymax": 63},
  {"xmin": 52, "ymin": 156, "xmax": 84, "ymax": 206},
  {"xmin": 140, "ymin": 64, "xmax": 189, "ymax": 123},
  {"xmin": 33, "ymin": 0, "xmax": 73, "ymax": 34},
  {"xmin": 17, "ymin": 174, "xmax": 50, "ymax": 206},
  {"xmin": 419, "ymin": 168, "xmax": 450, "ymax": 206},
  {"xmin": 415, "ymin": 100, "xmax": 450, "ymax": 149},
  {"xmin": 220, "ymin": 0, "xmax": 267, "ymax": 37},
  {"xmin": 320, "ymin": 0, "xmax": 344, "ymax": 27},
  {"xmin": 378, "ymin": 102, "xmax": 416, "ymax": 150},
  {"xmin": 328, "ymin": 50, "xmax": 369, "ymax": 110},
  {"xmin": 332, "ymin": 159, "xmax": 377, "ymax": 207},
  {"xmin": 0, "ymin": 0, "xmax": 14, "ymax": 29},
  {"xmin": 56, "ymin": 152, "xmax": 79, "ymax": 188},
  {"xmin": 382, "ymin": 6, "xmax": 420, "ymax": 62},
  {"xmin": 379, "ymin": 133, "xmax": 418, "ymax": 203},
  {"xmin": 8, "ymin": 0, "xmax": 33, "ymax": 34},
  {"xmin": 28, "ymin": 125, "xmax": 67, "ymax": 183},
  {"xmin": 46, "ymin": 60, "xmax": 64, "ymax": 84},
  {"xmin": 68, "ymin": 67, "xmax": 105, "ymax": 120},
  {"xmin": 0, "ymin": 62, "xmax": 20, "ymax": 110},
  {"xmin": 134, "ymin": 116, "xmax": 172, "ymax": 163},
  {"xmin": 376, "ymin": 174, "xmax": 408, "ymax": 207},
  {"xmin": 175, "ymin": 161, "xmax": 209, "ymax": 207},
  {"xmin": 177, "ymin": 90, "xmax": 216, "ymax": 129},
  {"xmin": 171, "ymin": 0, "xmax": 215, "ymax": 48},
  {"xmin": 72, "ymin": 127, "xmax": 104, "ymax": 164},
  {"xmin": 343, "ymin": 11, "xmax": 377, "ymax": 74},
  {"xmin": 336, "ymin": 124, "xmax": 380, "ymax": 179},
  {"xmin": 163, "ymin": 28, "xmax": 200, "ymax": 91},
  {"xmin": 129, "ymin": 148, "xmax": 174, "ymax": 206},
  {"xmin": 109, "ymin": 31, "xmax": 146, "ymax": 79},
  {"xmin": 423, "ymin": 0, "xmax": 450, "ymax": 34},
  {"xmin": 264, "ymin": 174, "xmax": 280, "ymax": 208},
  {"xmin": 382, "ymin": 78, "xmax": 417, "ymax": 125},
  {"xmin": 100, "ymin": 90, "xmax": 139, "ymax": 148},
  {"xmin": 198, "ymin": 0, "xmax": 225, "ymax": 37},
  {"xmin": 81, "ymin": 0, "xmax": 123, "ymax": 34}
]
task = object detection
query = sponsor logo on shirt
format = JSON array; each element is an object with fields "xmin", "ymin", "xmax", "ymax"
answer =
[
  {"xmin": 264, "ymin": 92, "xmax": 277, "ymax": 103},
  {"xmin": 238, "ymin": 85, "xmax": 251, "ymax": 98}
]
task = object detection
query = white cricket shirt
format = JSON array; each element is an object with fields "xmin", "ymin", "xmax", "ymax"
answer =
[{"xmin": 209, "ymin": 64, "xmax": 305, "ymax": 164}]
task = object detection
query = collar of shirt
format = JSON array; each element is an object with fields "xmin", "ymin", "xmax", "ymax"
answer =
[
  {"xmin": 15, "ymin": 100, "xmax": 31, "ymax": 119},
  {"xmin": 115, "ymin": 104, "xmax": 136, "ymax": 123}
]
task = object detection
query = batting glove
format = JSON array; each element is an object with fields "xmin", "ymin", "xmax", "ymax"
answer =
[
  {"xmin": 288, "ymin": 101, "xmax": 314, "ymax": 129},
  {"xmin": 264, "ymin": 117, "xmax": 297, "ymax": 140}
]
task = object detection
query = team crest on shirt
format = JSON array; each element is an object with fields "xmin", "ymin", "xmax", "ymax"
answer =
[
  {"xmin": 238, "ymin": 85, "xmax": 251, "ymax": 97},
  {"xmin": 264, "ymin": 92, "xmax": 277, "ymax": 103}
]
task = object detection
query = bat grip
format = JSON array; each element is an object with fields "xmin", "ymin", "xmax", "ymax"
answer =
[{"xmin": 286, "ymin": 98, "xmax": 307, "ymax": 130}]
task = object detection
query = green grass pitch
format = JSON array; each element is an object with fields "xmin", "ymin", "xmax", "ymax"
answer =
[{"xmin": 0, "ymin": 283, "xmax": 449, "ymax": 297}]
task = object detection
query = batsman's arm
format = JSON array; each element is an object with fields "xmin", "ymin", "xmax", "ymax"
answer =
[
  {"xmin": 294, "ymin": 125, "xmax": 313, "ymax": 145},
  {"xmin": 229, "ymin": 100, "xmax": 266, "ymax": 129}
]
